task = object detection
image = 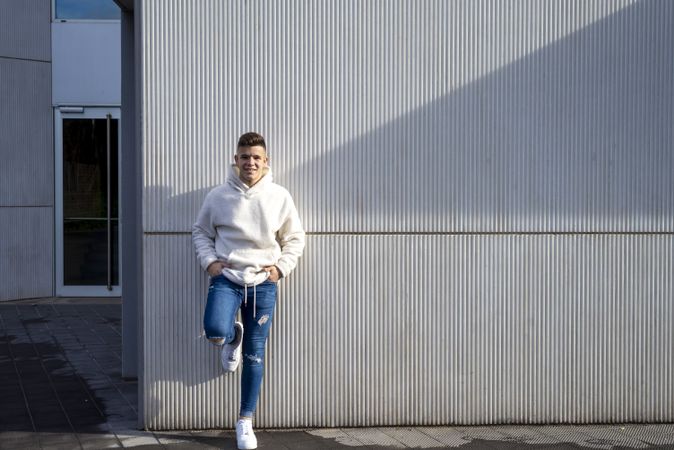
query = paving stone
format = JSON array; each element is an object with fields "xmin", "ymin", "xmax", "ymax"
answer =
[
  {"xmin": 154, "ymin": 430, "xmax": 199, "ymax": 445},
  {"xmin": 339, "ymin": 428, "xmax": 403, "ymax": 447},
  {"xmin": 32, "ymin": 413, "xmax": 73, "ymax": 432},
  {"xmin": 326, "ymin": 428, "xmax": 397, "ymax": 446},
  {"xmin": 453, "ymin": 425, "xmax": 506, "ymax": 442},
  {"xmin": 270, "ymin": 430, "xmax": 357, "ymax": 449},
  {"xmin": 0, "ymin": 399, "xmax": 29, "ymax": 413},
  {"xmin": 0, "ymin": 415, "xmax": 34, "ymax": 430},
  {"xmin": 601, "ymin": 424, "xmax": 674, "ymax": 448},
  {"xmin": 78, "ymin": 432, "xmax": 123, "ymax": 449},
  {"xmin": 309, "ymin": 427, "xmax": 390, "ymax": 445},
  {"xmin": 159, "ymin": 435, "xmax": 224, "ymax": 448},
  {"xmin": 117, "ymin": 431, "xmax": 161, "ymax": 448},
  {"xmin": 419, "ymin": 427, "xmax": 469, "ymax": 447},
  {"xmin": 35, "ymin": 431, "xmax": 82, "ymax": 448},
  {"xmin": 107, "ymin": 419, "xmax": 140, "ymax": 433},
  {"xmin": 493, "ymin": 425, "xmax": 565, "ymax": 445},
  {"xmin": 70, "ymin": 413, "xmax": 107, "ymax": 428},
  {"xmin": 378, "ymin": 427, "xmax": 447, "ymax": 447},
  {"xmin": 534, "ymin": 425, "xmax": 626, "ymax": 449},
  {"xmin": 580, "ymin": 425, "xmax": 650, "ymax": 448},
  {"xmin": 0, "ymin": 431, "xmax": 41, "ymax": 450}
]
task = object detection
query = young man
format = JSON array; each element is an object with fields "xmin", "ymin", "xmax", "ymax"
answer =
[{"xmin": 192, "ymin": 132, "xmax": 305, "ymax": 450}]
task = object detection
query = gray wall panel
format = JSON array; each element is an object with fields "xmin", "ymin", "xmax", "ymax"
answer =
[
  {"xmin": 139, "ymin": 0, "xmax": 674, "ymax": 429},
  {"xmin": 51, "ymin": 22, "xmax": 121, "ymax": 106},
  {"xmin": 143, "ymin": 234, "xmax": 673, "ymax": 428},
  {"xmin": 0, "ymin": 58, "xmax": 53, "ymax": 206},
  {"xmin": 0, "ymin": 0, "xmax": 51, "ymax": 61},
  {"xmin": 0, "ymin": 208, "xmax": 53, "ymax": 301},
  {"xmin": 140, "ymin": 0, "xmax": 673, "ymax": 233},
  {"xmin": 0, "ymin": 1, "xmax": 53, "ymax": 302}
]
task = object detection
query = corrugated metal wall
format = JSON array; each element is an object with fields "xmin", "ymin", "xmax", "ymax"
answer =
[
  {"xmin": 0, "ymin": 58, "xmax": 53, "ymax": 206},
  {"xmin": 0, "ymin": 0, "xmax": 50, "ymax": 61},
  {"xmin": 0, "ymin": 208, "xmax": 53, "ymax": 300},
  {"xmin": 138, "ymin": 0, "xmax": 674, "ymax": 428},
  {"xmin": 0, "ymin": 0, "xmax": 53, "ymax": 301},
  {"xmin": 144, "ymin": 234, "xmax": 674, "ymax": 428}
]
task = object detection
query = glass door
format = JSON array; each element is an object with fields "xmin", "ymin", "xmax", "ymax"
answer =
[{"xmin": 55, "ymin": 107, "xmax": 121, "ymax": 296}]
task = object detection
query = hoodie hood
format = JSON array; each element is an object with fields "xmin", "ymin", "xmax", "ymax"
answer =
[{"xmin": 227, "ymin": 164, "xmax": 272, "ymax": 194}]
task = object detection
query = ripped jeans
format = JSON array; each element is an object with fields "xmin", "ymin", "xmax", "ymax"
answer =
[{"xmin": 203, "ymin": 274, "xmax": 277, "ymax": 418}]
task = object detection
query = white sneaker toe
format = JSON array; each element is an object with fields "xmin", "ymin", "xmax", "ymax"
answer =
[{"xmin": 236, "ymin": 418, "xmax": 257, "ymax": 449}]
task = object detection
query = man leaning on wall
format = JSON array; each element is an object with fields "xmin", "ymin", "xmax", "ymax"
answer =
[{"xmin": 192, "ymin": 132, "xmax": 305, "ymax": 450}]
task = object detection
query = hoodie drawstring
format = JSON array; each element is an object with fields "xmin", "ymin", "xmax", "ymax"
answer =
[{"xmin": 243, "ymin": 283, "xmax": 257, "ymax": 320}]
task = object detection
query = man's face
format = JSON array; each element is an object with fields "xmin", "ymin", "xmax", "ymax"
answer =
[{"xmin": 234, "ymin": 145, "xmax": 268, "ymax": 186}]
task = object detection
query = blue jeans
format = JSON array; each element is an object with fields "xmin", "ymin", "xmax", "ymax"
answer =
[{"xmin": 203, "ymin": 275, "xmax": 277, "ymax": 418}]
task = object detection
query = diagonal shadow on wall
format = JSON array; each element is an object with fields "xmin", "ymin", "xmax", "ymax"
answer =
[
  {"xmin": 147, "ymin": 0, "xmax": 673, "ymax": 235},
  {"xmin": 271, "ymin": 0, "xmax": 674, "ymax": 233},
  {"xmin": 141, "ymin": 0, "xmax": 674, "ymax": 428}
]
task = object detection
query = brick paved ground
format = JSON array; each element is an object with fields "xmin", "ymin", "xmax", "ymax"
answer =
[{"xmin": 1, "ymin": 299, "xmax": 673, "ymax": 449}]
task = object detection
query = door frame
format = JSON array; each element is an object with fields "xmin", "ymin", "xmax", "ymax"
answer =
[{"xmin": 55, "ymin": 106, "xmax": 123, "ymax": 297}]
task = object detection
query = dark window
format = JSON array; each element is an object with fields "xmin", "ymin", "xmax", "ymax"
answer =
[
  {"xmin": 55, "ymin": 0, "xmax": 121, "ymax": 20},
  {"xmin": 62, "ymin": 118, "xmax": 119, "ymax": 286}
]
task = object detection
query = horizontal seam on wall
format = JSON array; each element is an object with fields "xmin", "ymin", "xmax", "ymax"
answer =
[
  {"xmin": 0, "ymin": 205, "xmax": 53, "ymax": 208},
  {"xmin": 144, "ymin": 231, "xmax": 674, "ymax": 236},
  {"xmin": 0, "ymin": 55, "xmax": 51, "ymax": 64}
]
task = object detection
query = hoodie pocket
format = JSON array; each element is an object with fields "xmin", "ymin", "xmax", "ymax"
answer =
[{"xmin": 226, "ymin": 247, "xmax": 280, "ymax": 270}]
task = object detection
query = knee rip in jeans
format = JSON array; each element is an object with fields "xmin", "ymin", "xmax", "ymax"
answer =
[
  {"xmin": 208, "ymin": 337, "xmax": 225, "ymax": 346},
  {"xmin": 257, "ymin": 314, "xmax": 269, "ymax": 326},
  {"xmin": 245, "ymin": 353, "xmax": 262, "ymax": 364}
]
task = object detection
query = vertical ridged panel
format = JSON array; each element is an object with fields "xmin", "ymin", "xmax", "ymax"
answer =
[
  {"xmin": 0, "ymin": 19, "xmax": 53, "ymax": 302},
  {"xmin": 143, "ymin": 234, "xmax": 673, "ymax": 428},
  {"xmin": 0, "ymin": 0, "xmax": 51, "ymax": 61},
  {"xmin": 0, "ymin": 208, "xmax": 53, "ymax": 301},
  {"xmin": 143, "ymin": 234, "xmax": 239, "ymax": 429},
  {"xmin": 139, "ymin": 0, "xmax": 674, "ymax": 430},
  {"xmin": 0, "ymin": 57, "xmax": 53, "ymax": 206},
  {"xmin": 140, "ymin": 0, "xmax": 673, "ymax": 233}
]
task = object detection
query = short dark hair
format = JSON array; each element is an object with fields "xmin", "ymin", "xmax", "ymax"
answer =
[{"xmin": 237, "ymin": 132, "xmax": 266, "ymax": 149}]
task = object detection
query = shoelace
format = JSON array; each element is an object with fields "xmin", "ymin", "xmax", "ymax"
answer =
[{"xmin": 238, "ymin": 419, "xmax": 253, "ymax": 436}]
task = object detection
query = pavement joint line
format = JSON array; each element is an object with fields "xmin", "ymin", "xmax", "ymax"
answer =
[
  {"xmin": 86, "ymin": 303, "xmax": 123, "ymax": 340},
  {"xmin": 32, "ymin": 304, "xmax": 125, "ymax": 449},
  {"xmin": 151, "ymin": 430, "xmax": 170, "ymax": 449},
  {"xmin": 15, "ymin": 305, "xmax": 84, "ymax": 449},
  {"xmin": 508, "ymin": 425, "xmax": 566, "ymax": 445},
  {"xmin": 378, "ymin": 426, "xmax": 447, "ymax": 447},
  {"xmin": 504, "ymin": 426, "xmax": 573, "ymax": 444},
  {"xmin": 46, "ymin": 304, "xmax": 138, "ymax": 416},
  {"xmin": 489, "ymin": 424, "xmax": 552, "ymax": 444},
  {"xmin": 0, "ymin": 311, "xmax": 38, "ymax": 434},
  {"xmin": 73, "ymin": 303, "xmax": 123, "ymax": 361},
  {"xmin": 569, "ymin": 424, "xmax": 623, "ymax": 448},
  {"xmin": 415, "ymin": 426, "xmax": 471, "ymax": 447}
]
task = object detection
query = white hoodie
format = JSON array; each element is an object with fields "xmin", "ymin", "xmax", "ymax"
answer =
[{"xmin": 192, "ymin": 165, "xmax": 305, "ymax": 286}]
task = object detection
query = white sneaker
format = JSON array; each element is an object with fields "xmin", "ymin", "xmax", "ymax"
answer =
[
  {"xmin": 221, "ymin": 322, "xmax": 243, "ymax": 372},
  {"xmin": 236, "ymin": 418, "xmax": 257, "ymax": 449}
]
